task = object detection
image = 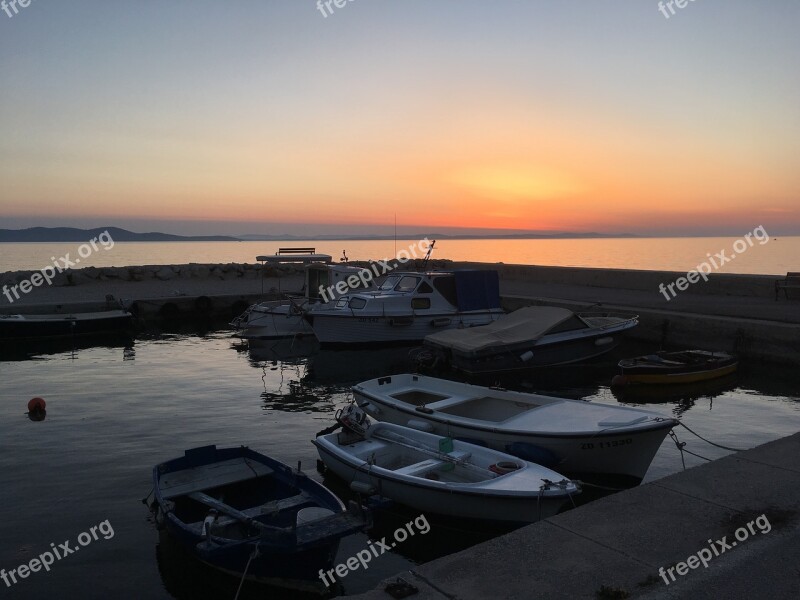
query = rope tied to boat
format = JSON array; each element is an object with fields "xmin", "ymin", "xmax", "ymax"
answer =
[
  {"xmin": 234, "ymin": 545, "xmax": 260, "ymax": 600},
  {"xmin": 670, "ymin": 429, "xmax": 714, "ymax": 468},
  {"xmin": 675, "ymin": 421, "xmax": 746, "ymax": 452}
]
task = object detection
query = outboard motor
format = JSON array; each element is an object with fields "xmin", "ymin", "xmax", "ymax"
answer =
[{"xmin": 335, "ymin": 404, "xmax": 371, "ymax": 437}]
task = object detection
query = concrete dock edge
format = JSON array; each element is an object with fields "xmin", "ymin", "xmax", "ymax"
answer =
[{"xmin": 345, "ymin": 433, "xmax": 800, "ymax": 599}]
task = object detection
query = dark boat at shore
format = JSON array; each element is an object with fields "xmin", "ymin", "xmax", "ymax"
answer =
[
  {"xmin": 612, "ymin": 350, "xmax": 738, "ymax": 386},
  {"xmin": 0, "ymin": 309, "xmax": 134, "ymax": 339}
]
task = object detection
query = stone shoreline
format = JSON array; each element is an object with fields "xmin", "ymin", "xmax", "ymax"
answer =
[{"xmin": 0, "ymin": 259, "xmax": 454, "ymax": 308}]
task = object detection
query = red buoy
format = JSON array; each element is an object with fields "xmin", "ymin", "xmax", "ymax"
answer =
[{"xmin": 28, "ymin": 397, "xmax": 46, "ymax": 412}]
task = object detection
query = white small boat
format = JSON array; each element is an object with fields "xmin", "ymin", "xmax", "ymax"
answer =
[
  {"xmin": 354, "ymin": 374, "xmax": 677, "ymax": 485},
  {"xmin": 313, "ymin": 408, "xmax": 579, "ymax": 523},
  {"xmin": 231, "ymin": 262, "xmax": 375, "ymax": 339},
  {"xmin": 423, "ymin": 306, "xmax": 638, "ymax": 373},
  {"xmin": 305, "ymin": 270, "xmax": 505, "ymax": 345}
]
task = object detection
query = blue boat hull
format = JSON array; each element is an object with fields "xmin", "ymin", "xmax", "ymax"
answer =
[{"xmin": 153, "ymin": 445, "xmax": 362, "ymax": 591}]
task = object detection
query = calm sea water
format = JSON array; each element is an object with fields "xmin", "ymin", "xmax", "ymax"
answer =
[
  {"xmin": 0, "ymin": 330, "xmax": 798, "ymax": 599},
  {"xmin": 1, "ymin": 236, "xmax": 798, "ymax": 275}
]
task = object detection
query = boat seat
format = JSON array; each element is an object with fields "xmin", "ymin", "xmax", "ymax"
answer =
[
  {"xmin": 447, "ymin": 450, "xmax": 471, "ymax": 461},
  {"xmin": 197, "ymin": 492, "xmax": 314, "ymax": 528},
  {"xmin": 160, "ymin": 458, "xmax": 274, "ymax": 499},
  {"xmin": 394, "ymin": 458, "xmax": 445, "ymax": 476}
]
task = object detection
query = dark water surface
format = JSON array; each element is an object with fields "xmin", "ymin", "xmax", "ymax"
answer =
[{"xmin": 1, "ymin": 331, "xmax": 798, "ymax": 599}]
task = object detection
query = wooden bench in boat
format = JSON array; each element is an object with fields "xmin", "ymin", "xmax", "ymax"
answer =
[
  {"xmin": 189, "ymin": 491, "xmax": 367, "ymax": 548},
  {"xmin": 394, "ymin": 458, "xmax": 445, "ymax": 476},
  {"xmin": 775, "ymin": 272, "xmax": 800, "ymax": 300},
  {"xmin": 393, "ymin": 450, "xmax": 472, "ymax": 476},
  {"xmin": 187, "ymin": 492, "xmax": 314, "ymax": 528},
  {"xmin": 160, "ymin": 458, "xmax": 274, "ymax": 500},
  {"xmin": 188, "ymin": 491, "xmax": 281, "ymax": 533}
]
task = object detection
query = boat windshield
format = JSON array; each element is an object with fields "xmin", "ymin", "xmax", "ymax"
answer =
[
  {"xmin": 395, "ymin": 276, "xmax": 420, "ymax": 292},
  {"xmin": 378, "ymin": 275, "xmax": 401, "ymax": 291}
]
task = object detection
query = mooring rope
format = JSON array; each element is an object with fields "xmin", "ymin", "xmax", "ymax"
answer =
[
  {"xmin": 675, "ymin": 421, "xmax": 746, "ymax": 452},
  {"xmin": 234, "ymin": 545, "xmax": 260, "ymax": 600}
]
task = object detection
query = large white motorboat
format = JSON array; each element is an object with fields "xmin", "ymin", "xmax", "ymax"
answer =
[
  {"xmin": 354, "ymin": 374, "xmax": 677, "ymax": 485},
  {"xmin": 313, "ymin": 407, "xmax": 579, "ymax": 523},
  {"xmin": 231, "ymin": 262, "xmax": 375, "ymax": 339},
  {"xmin": 304, "ymin": 270, "xmax": 505, "ymax": 345}
]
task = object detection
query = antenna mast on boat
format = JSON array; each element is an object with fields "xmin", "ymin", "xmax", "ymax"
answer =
[{"xmin": 421, "ymin": 240, "xmax": 436, "ymax": 270}]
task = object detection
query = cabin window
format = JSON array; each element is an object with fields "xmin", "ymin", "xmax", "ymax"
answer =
[
  {"xmin": 417, "ymin": 281, "xmax": 434, "ymax": 294},
  {"xmin": 395, "ymin": 276, "xmax": 420, "ymax": 292},
  {"xmin": 411, "ymin": 298, "xmax": 431, "ymax": 310},
  {"xmin": 379, "ymin": 275, "xmax": 401, "ymax": 291},
  {"xmin": 348, "ymin": 297, "xmax": 367, "ymax": 309},
  {"xmin": 336, "ymin": 297, "xmax": 349, "ymax": 308}
]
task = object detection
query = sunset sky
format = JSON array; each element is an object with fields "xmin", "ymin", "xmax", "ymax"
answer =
[{"xmin": 1, "ymin": 1, "xmax": 798, "ymax": 237}]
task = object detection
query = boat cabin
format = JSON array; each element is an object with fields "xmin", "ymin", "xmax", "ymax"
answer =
[{"xmin": 331, "ymin": 270, "xmax": 502, "ymax": 314}]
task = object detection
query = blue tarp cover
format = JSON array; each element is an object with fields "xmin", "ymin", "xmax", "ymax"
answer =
[{"xmin": 453, "ymin": 270, "xmax": 501, "ymax": 311}]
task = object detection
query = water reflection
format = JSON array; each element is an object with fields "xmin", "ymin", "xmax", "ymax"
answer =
[
  {"xmin": 611, "ymin": 374, "xmax": 740, "ymax": 417},
  {"xmin": 0, "ymin": 333, "xmax": 134, "ymax": 361},
  {"xmin": 261, "ymin": 376, "xmax": 338, "ymax": 414},
  {"xmin": 305, "ymin": 347, "xmax": 417, "ymax": 384},
  {"xmin": 244, "ymin": 337, "xmax": 319, "ymax": 366},
  {"xmin": 1, "ymin": 330, "xmax": 797, "ymax": 600}
]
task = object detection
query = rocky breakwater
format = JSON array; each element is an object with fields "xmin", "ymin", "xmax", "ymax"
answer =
[{"xmin": 0, "ymin": 262, "xmax": 303, "ymax": 289}]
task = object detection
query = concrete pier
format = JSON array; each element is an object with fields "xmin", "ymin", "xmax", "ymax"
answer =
[{"xmin": 346, "ymin": 432, "xmax": 800, "ymax": 599}]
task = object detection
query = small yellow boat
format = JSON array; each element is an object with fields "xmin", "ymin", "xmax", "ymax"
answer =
[{"xmin": 612, "ymin": 350, "xmax": 738, "ymax": 386}]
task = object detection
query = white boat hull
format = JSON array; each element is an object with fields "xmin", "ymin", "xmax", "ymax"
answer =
[
  {"xmin": 354, "ymin": 374, "xmax": 676, "ymax": 484},
  {"xmin": 235, "ymin": 303, "xmax": 314, "ymax": 339},
  {"xmin": 315, "ymin": 442, "xmax": 570, "ymax": 523},
  {"xmin": 313, "ymin": 420, "xmax": 577, "ymax": 523}
]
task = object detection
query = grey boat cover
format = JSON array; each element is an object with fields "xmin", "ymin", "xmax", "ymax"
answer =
[{"xmin": 425, "ymin": 306, "xmax": 575, "ymax": 354}]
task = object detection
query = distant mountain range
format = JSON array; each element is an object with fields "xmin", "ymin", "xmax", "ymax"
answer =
[
  {"xmin": 235, "ymin": 232, "xmax": 640, "ymax": 241},
  {"xmin": 0, "ymin": 227, "xmax": 639, "ymax": 243},
  {"xmin": 0, "ymin": 227, "xmax": 239, "ymax": 242}
]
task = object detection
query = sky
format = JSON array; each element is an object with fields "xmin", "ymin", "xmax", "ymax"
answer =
[{"xmin": 1, "ymin": 1, "xmax": 798, "ymax": 237}]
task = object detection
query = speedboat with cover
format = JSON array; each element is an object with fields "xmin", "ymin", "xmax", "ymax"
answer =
[{"xmin": 422, "ymin": 306, "xmax": 638, "ymax": 373}]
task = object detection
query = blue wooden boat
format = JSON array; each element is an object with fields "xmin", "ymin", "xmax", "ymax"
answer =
[{"xmin": 153, "ymin": 445, "xmax": 368, "ymax": 591}]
